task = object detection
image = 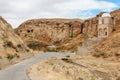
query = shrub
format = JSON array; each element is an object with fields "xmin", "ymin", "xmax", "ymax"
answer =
[
  {"xmin": 54, "ymin": 40, "xmax": 61, "ymax": 44},
  {"xmin": 79, "ymin": 42, "xmax": 83, "ymax": 46},
  {"xmin": 93, "ymin": 54, "xmax": 100, "ymax": 57},
  {"xmin": 115, "ymin": 53, "xmax": 120, "ymax": 56},
  {"xmin": 77, "ymin": 77, "xmax": 84, "ymax": 80},
  {"xmin": 48, "ymin": 63, "xmax": 54, "ymax": 66},
  {"xmin": 7, "ymin": 54, "xmax": 14, "ymax": 60},
  {"xmin": 47, "ymin": 49, "xmax": 57, "ymax": 52},
  {"xmin": 0, "ymin": 56, "xmax": 2, "ymax": 59},
  {"xmin": 3, "ymin": 34, "xmax": 8, "ymax": 39},
  {"xmin": 6, "ymin": 41, "xmax": 13, "ymax": 47},
  {"xmin": 26, "ymin": 49, "xmax": 30, "ymax": 52},
  {"xmin": 27, "ymin": 42, "xmax": 42, "ymax": 50},
  {"xmin": 17, "ymin": 44, "xmax": 22, "ymax": 48}
]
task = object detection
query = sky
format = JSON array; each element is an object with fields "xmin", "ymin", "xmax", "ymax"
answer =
[{"xmin": 0, "ymin": 0, "xmax": 119, "ymax": 28}]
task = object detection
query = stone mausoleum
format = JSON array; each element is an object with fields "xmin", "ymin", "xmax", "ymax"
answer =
[{"xmin": 98, "ymin": 12, "xmax": 115, "ymax": 38}]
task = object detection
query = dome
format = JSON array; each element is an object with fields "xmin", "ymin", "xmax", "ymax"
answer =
[{"xmin": 101, "ymin": 13, "xmax": 111, "ymax": 17}]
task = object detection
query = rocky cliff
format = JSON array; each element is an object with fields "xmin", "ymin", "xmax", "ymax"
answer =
[
  {"xmin": 15, "ymin": 9, "xmax": 120, "ymax": 53},
  {"xmin": 111, "ymin": 9, "xmax": 120, "ymax": 31},
  {"xmin": 15, "ymin": 19, "xmax": 85, "ymax": 51}
]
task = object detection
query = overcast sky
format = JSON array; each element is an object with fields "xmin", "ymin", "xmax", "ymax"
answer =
[{"xmin": 0, "ymin": 0, "xmax": 119, "ymax": 28}]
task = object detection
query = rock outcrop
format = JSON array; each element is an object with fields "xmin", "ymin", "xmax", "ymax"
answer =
[
  {"xmin": 111, "ymin": 9, "xmax": 120, "ymax": 31},
  {"xmin": 82, "ymin": 17, "xmax": 98, "ymax": 38},
  {"xmin": 15, "ymin": 19, "xmax": 85, "ymax": 51}
]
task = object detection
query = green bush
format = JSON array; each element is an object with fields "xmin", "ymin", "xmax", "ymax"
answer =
[
  {"xmin": 7, "ymin": 54, "xmax": 14, "ymax": 60},
  {"xmin": 27, "ymin": 42, "xmax": 42, "ymax": 50},
  {"xmin": 6, "ymin": 41, "xmax": 13, "ymax": 47},
  {"xmin": 0, "ymin": 56, "xmax": 2, "ymax": 59},
  {"xmin": 77, "ymin": 77, "xmax": 84, "ymax": 80}
]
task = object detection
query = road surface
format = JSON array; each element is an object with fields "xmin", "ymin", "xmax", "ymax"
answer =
[{"xmin": 0, "ymin": 52, "xmax": 73, "ymax": 80}]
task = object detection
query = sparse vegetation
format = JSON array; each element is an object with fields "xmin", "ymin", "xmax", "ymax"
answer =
[
  {"xmin": 115, "ymin": 53, "xmax": 120, "ymax": 56},
  {"xmin": 46, "ymin": 49, "xmax": 57, "ymax": 52},
  {"xmin": 3, "ymin": 34, "xmax": 8, "ymax": 39},
  {"xmin": 54, "ymin": 40, "xmax": 61, "ymax": 44},
  {"xmin": 79, "ymin": 42, "xmax": 83, "ymax": 46},
  {"xmin": 7, "ymin": 54, "xmax": 14, "ymax": 60},
  {"xmin": 27, "ymin": 42, "xmax": 42, "ymax": 50},
  {"xmin": 0, "ymin": 56, "xmax": 2, "ymax": 59},
  {"xmin": 26, "ymin": 49, "xmax": 30, "ymax": 52},
  {"xmin": 37, "ymin": 67, "xmax": 41, "ymax": 71},
  {"xmin": 48, "ymin": 63, "xmax": 54, "ymax": 65},
  {"xmin": 77, "ymin": 77, "xmax": 84, "ymax": 80},
  {"xmin": 93, "ymin": 54, "xmax": 100, "ymax": 57},
  {"xmin": 17, "ymin": 44, "xmax": 22, "ymax": 48},
  {"xmin": 6, "ymin": 41, "xmax": 13, "ymax": 47}
]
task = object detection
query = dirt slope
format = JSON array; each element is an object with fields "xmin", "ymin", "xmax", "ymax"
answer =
[{"xmin": 0, "ymin": 16, "xmax": 30, "ymax": 68}]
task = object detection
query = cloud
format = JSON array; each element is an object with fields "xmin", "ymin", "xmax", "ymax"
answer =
[{"xmin": 0, "ymin": 0, "xmax": 118, "ymax": 28}]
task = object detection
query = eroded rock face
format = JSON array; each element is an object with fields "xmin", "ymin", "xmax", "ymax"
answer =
[
  {"xmin": 0, "ymin": 16, "xmax": 28, "ymax": 58},
  {"xmin": 111, "ymin": 9, "xmax": 120, "ymax": 31},
  {"xmin": 15, "ymin": 19, "xmax": 83, "ymax": 46},
  {"xmin": 83, "ymin": 17, "xmax": 98, "ymax": 38}
]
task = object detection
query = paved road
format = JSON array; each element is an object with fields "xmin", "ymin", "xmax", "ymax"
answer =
[{"xmin": 0, "ymin": 52, "xmax": 73, "ymax": 80}]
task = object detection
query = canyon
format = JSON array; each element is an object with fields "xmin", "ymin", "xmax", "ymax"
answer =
[{"xmin": 0, "ymin": 7, "xmax": 119, "ymax": 80}]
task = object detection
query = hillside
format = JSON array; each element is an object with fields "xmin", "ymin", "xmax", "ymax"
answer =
[
  {"xmin": 15, "ymin": 19, "xmax": 86, "ymax": 51},
  {"xmin": 92, "ymin": 31, "xmax": 120, "ymax": 60},
  {"xmin": 0, "ymin": 16, "xmax": 30, "ymax": 68},
  {"xmin": 92, "ymin": 9, "xmax": 120, "ymax": 60},
  {"xmin": 15, "ymin": 8, "xmax": 120, "ymax": 54}
]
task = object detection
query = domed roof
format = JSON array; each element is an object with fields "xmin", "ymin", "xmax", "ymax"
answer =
[{"xmin": 102, "ymin": 13, "xmax": 111, "ymax": 17}]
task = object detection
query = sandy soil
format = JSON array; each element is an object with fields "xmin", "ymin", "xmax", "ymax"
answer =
[{"xmin": 27, "ymin": 56, "xmax": 120, "ymax": 80}]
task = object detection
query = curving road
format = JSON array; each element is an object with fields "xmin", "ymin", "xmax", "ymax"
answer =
[{"xmin": 0, "ymin": 52, "xmax": 74, "ymax": 80}]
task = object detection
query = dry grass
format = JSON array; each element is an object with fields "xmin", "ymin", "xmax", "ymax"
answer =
[{"xmin": 27, "ymin": 56, "xmax": 120, "ymax": 80}]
